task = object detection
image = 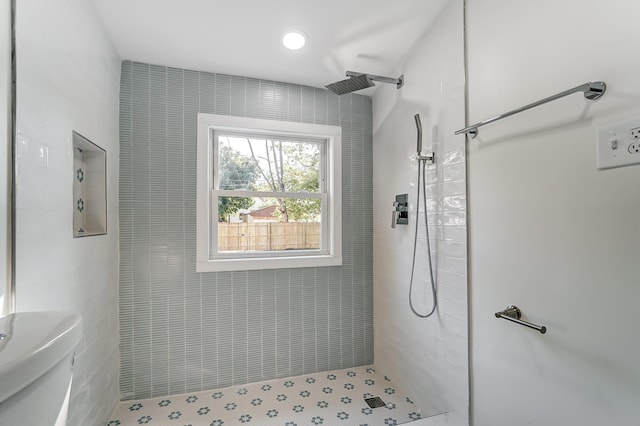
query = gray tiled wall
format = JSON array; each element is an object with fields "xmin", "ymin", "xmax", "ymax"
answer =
[{"xmin": 119, "ymin": 61, "xmax": 374, "ymax": 400}]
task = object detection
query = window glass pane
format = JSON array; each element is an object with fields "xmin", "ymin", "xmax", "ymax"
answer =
[
  {"xmin": 217, "ymin": 138, "xmax": 259, "ymax": 190},
  {"xmin": 217, "ymin": 136, "xmax": 321, "ymax": 193},
  {"xmin": 217, "ymin": 196, "xmax": 321, "ymax": 253}
]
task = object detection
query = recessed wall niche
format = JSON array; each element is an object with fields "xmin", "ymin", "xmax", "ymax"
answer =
[{"xmin": 73, "ymin": 131, "xmax": 107, "ymax": 237}]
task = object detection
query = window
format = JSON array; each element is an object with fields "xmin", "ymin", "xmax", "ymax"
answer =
[{"xmin": 196, "ymin": 113, "xmax": 342, "ymax": 272}]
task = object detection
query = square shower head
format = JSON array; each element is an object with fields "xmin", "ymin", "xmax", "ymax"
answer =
[{"xmin": 325, "ymin": 74, "xmax": 375, "ymax": 95}]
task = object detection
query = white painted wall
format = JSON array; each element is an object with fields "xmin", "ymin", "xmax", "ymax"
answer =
[
  {"xmin": 15, "ymin": 0, "xmax": 121, "ymax": 424},
  {"xmin": 0, "ymin": 0, "xmax": 11, "ymax": 317},
  {"xmin": 373, "ymin": 1, "xmax": 468, "ymax": 424},
  {"xmin": 468, "ymin": 0, "xmax": 640, "ymax": 425}
]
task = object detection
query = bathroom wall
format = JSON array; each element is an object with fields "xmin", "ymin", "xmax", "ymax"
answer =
[
  {"xmin": 15, "ymin": 0, "xmax": 121, "ymax": 424},
  {"xmin": 467, "ymin": 0, "xmax": 640, "ymax": 424},
  {"xmin": 0, "ymin": 1, "xmax": 10, "ymax": 317},
  {"xmin": 119, "ymin": 61, "xmax": 374, "ymax": 400},
  {"xmin": 372, "ymin": 1, "xmax": 467, "ymax": 425}
]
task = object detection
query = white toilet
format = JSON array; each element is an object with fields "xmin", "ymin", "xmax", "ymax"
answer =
[{"xmin": 0, "ymin": 311, "xmax": 82, "ymax": 425}]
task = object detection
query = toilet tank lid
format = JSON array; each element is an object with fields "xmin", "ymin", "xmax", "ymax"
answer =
[{"xmin": 0, "ymin": 311, "xmax": 83, "ymax": 403}]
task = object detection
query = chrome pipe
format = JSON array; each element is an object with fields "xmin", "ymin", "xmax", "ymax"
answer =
[
  {"xmin": 494, "ymin": 305, "xmax": 547, "ymax": 334},
  {"xmin": 455, "ymin": 81, "xmax": 606, "ymax": 138},
  {"xmin": 345, "ymin": 71, "xmax": 404, "ymax": 89}
]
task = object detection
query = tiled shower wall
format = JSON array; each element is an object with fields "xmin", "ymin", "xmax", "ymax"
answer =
[
  {"xmin": 16, "ymin": 0, "xmax": 121, "ymax": 424},
  {"xmin": 119, "ymin": 61, "xmax": 373, "ymax": 400},
  {"xmin": 372, "ymin": 1, "xmax": 468, "ymax": 425}
]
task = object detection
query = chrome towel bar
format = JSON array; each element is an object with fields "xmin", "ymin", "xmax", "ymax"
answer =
[
  {"xmin": 456, "ymin": 81, "xmax": 606, "ymax": 138},
  {"xmin": 494, "ymin": 305, "xmax": 547, "ymax": 334}
]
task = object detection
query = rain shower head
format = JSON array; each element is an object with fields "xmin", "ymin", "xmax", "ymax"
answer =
[
  {"xmin": 325, "ymin": 73, "xmax": 374, "ymax": 95},
  {"xmin": 325, "ymin": 71, "xmax": 404, "ymax": 95}
]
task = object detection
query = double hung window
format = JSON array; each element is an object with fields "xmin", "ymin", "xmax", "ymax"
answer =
[{"xmin": 196, "ymin": 114, "xmax": 342, "ymax": 272}]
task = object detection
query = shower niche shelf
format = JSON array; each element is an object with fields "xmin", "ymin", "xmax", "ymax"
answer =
[{"xmin": 72, "ymin": 131, "xmax": 106, "ymax": 238}]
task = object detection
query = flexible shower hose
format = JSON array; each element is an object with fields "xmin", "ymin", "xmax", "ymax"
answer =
[{"xmin": 408, "ymin": 157, "xmax": 437, "ymax": 318}]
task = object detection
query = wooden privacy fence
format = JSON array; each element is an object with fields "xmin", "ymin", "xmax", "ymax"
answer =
[{"xmin": 218, "ymin": 222, "xmax": 321, "ymax": 252}]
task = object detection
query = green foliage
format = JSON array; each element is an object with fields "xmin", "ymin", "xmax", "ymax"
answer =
[
  {"xmin": 285, "ymin": 198, "xmax": 321, "ymax": 222},
  {"xmin": 250, "ymin": 140, "xmax": 321, "ymax": 222},
  {"xmin": 217, "ymin": 145, "xmax": 258, "ymax": 221},
  {"xmin": 282, "ymin": 144, "xmax": 321, "ymax": 221},
  {"xmin": 217, "ymin": 196, "xmax": 254, "ymax": 222}
]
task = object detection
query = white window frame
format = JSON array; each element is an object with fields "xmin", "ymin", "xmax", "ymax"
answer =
[{"xmin": 196, "ymin": 113, "xmax": 342, "ymax": 272}]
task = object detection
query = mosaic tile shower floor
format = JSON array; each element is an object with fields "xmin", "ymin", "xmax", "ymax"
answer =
[{"xmin": 108, "ymin": 366, "xmax": 424, "ymax": 425}]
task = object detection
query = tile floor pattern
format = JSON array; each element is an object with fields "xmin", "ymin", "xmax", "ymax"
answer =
[{"xmin": 108, "ymin": 366, "xmax": 423, "ymax": 425}]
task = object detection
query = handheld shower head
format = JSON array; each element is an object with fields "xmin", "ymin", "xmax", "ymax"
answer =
[
  {"xmin": 414, "ymin": 114, "xmax": 422, "ymax": 155},
  {"xmin": 325, "ymin": 71, "xmax": 404, "ymax": 95},
  {"xmin": 414, "ymin": 113, "xmax": 434, "ymax": 164}
]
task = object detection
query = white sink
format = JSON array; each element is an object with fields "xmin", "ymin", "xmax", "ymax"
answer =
[{"xmin": 0, "ymin": 311, "xmax": 82, "ymax": 404}]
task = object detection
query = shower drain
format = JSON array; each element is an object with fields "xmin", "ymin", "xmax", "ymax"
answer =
[{"xmin": 364, "ymin": 396, "xmax": 386, "ymax": 409}]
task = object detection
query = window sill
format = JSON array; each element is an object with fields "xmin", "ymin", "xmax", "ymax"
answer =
[{"xmin": 196, "ymin": 254, "xmax": 343, "ymax": 272}]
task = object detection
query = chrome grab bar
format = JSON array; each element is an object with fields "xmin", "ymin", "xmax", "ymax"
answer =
[
  {"xmin": 455, "ymin": 81, "xmax": 606, "ymax": 138},
  {"xmin": 494, "ymin": 305, "xmax": 547, "ymax": 334}
]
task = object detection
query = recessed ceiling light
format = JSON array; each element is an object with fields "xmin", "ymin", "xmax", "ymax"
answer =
[{"xmin": 282, "ymin": 30, "xmax": 307, "ymax": 50}]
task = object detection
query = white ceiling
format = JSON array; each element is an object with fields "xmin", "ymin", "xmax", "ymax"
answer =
[{"xmin": 91, "ymin": 0, "xmax": 450, "ymax": 91}]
